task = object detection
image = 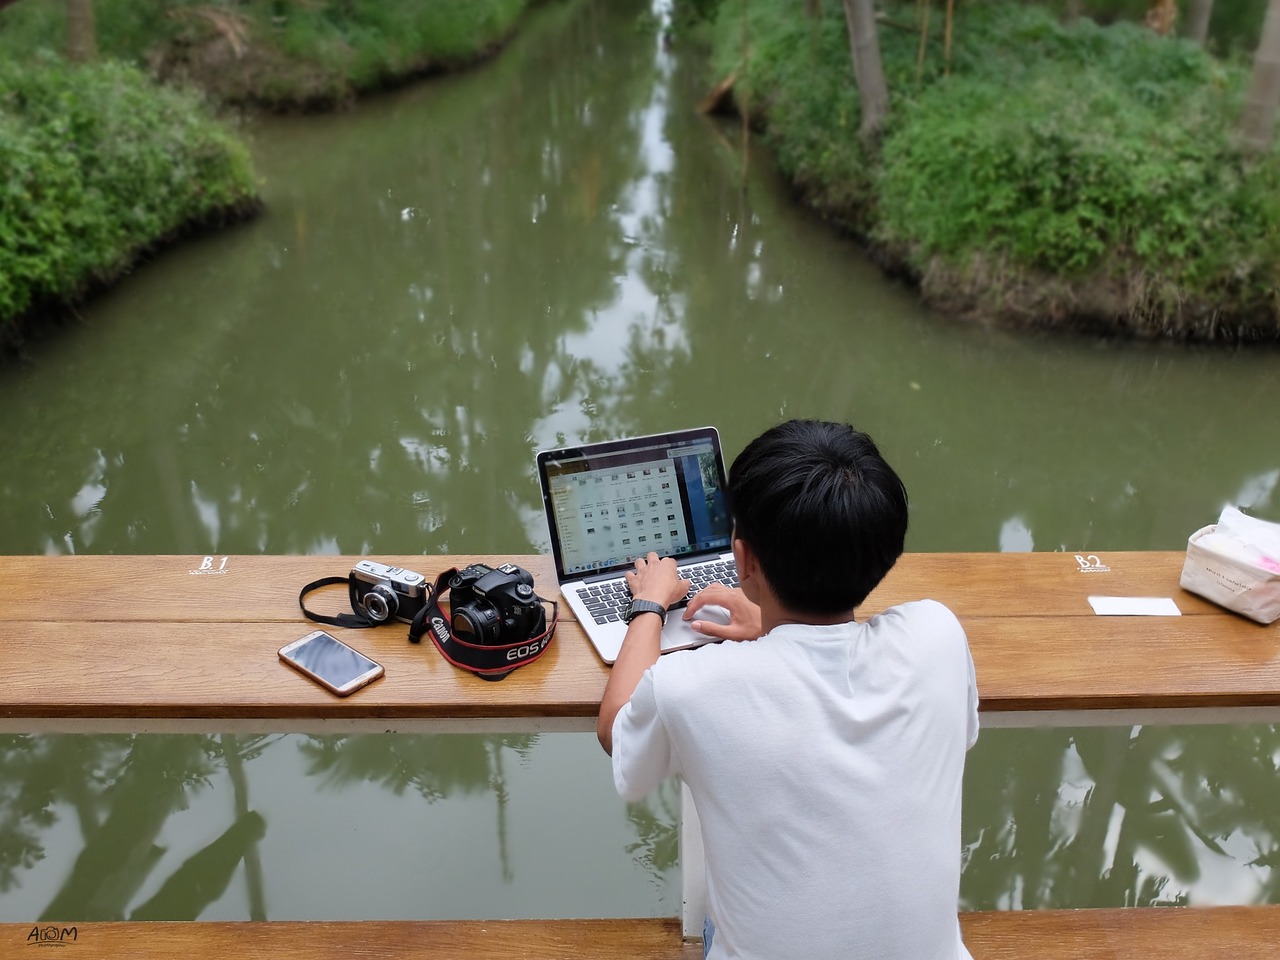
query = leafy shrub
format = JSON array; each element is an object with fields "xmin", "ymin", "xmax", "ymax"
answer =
[
  {"xmin": 0, "ymin": 59, "xmax": 258, "ymax": 335},
  {"xmin": 0, "ymin": 0, "xmax": 533, "ymax": 108},
  {"xmin": 877, "ymin": 70, "xmax": 1267, "ymax": 275},
  {"xmin": 711, "ymin": 0, "xmax": 1280, "ymax": 335}
]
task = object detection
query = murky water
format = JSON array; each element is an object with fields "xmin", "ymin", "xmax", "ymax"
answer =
[{"xmin": 2, "ymin": 0, "xmax": 1279, "ymax": 923}]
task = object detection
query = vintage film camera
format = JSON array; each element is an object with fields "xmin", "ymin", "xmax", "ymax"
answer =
[
  {"xmin": 447, "ymin": 562, "xmax": 547, "ymax": 646},
  {"xmin": 349, "ymin": 559, "xmax": 429, "ymax": 624}
]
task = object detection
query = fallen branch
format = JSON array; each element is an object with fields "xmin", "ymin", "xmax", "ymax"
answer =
[{"xmin": 698, "ymin": 69, "xmax": 738, "ymax": 115}]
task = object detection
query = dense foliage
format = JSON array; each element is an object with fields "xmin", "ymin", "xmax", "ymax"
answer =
[
  {"xmin": 0, "ymin": 58, "xmax": 259, "ymax": 340},
  {"xmin": 711, "ymin": 0, "xmax": 1280, "ymax": 338},
  {"xmin": 0, "ymin": 0, "xmax": 537, "ymax": 339},
  {"xmin": 0, "ymin": 0, "xmax": 532, "ymax": 108},
  {"xmin": 1048, "ymin": 0, "xmax": 1265, "ymax": 54}
]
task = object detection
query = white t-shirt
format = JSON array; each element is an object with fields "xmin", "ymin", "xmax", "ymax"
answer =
[{"xmin": 612, "ymin": 599, "xmax": 979, "ymax": 960}]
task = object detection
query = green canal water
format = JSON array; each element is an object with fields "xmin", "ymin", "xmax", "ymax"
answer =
[{"xmin": 2, "ymin": 0, "xmax": 1280, "ymax": 923}]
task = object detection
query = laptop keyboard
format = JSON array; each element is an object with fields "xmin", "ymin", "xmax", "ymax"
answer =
[{"xmin": 576, "ymin": 559, "xmax": 739, "ymax": 625}]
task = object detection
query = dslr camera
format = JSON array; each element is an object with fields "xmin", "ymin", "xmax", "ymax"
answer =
[
  {"xmin": 448, "ymin": 562, "xmax": 546, "ymax": 646},
  {"xmin": 350, "ymin": 560, "xmax": 429, "ymax": 624}
]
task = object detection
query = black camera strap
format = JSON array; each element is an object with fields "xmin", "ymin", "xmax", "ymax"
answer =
[
  {"xmin": 408, "ymin": 568, "xmax": 559, "ymax": 681},
  {"xmin": 297, "ymin": 576, "xmax": 382, "ymax": 629}
]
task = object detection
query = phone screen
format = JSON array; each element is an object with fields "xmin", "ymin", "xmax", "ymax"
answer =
[{"xmin": 281, "ymin": 631, "xmax": 382, "ymax": 691}]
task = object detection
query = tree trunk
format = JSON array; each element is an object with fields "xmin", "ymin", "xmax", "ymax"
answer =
[
  {"xmin": 840, "ymin": 0, "xmax": 890, "ymax": 144},
  {"xmin": 66, "ymin": 0, "xmax": 97, "ymax": 63},
  {"xmin": 1062, "ymin": 0, "xmax": 1082, "ymax": 25},
  {"xmin": 1241, "ymin": 0, "xmax": 1280, "ymax": 154},
  {"xmin": 1183, "ymin": 0, "xmax": 1213, "ymax": 47}
]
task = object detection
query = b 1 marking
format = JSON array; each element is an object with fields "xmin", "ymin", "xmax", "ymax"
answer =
[{"xmin": 189, "ymin": 556, "xmax": 230, "ymax": 576}]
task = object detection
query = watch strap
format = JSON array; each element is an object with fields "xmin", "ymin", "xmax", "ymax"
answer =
[{"xmin": 625, "ymin": 599, "xmax": 668, "ymax": 624}]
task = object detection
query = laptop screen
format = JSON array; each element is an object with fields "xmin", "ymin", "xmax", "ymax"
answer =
[{"xmin": 537, "ymin": 427, "xmax": 733, "ymax": 579}]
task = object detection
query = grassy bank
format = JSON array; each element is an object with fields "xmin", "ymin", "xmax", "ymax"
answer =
[
  {"xmin": 0, "ymin": 58, "xmax": 260, "ymax": 348},
  {"xmin": 711, "ymin": 0, "xmax": 1280, "ymax": 340},
  {"xmin": 0, "ymin": 0, "xmax": 533, "ymax": 110},
  {"xmin": 0, "ymin": 0, "xmax": 537, "ymax": 345}
]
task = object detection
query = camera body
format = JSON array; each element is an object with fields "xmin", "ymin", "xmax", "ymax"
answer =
[
  {"xmin": 350, "ymin": 560, "xmax": 429, "ymax": 624},
  {"xmin": 448, "ymin": 562, "xmax": 545, "ymax": 646}
]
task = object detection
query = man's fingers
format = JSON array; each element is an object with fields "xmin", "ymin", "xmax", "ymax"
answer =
[{"xmin": 688, "ymin": 619, "xmax": 732, "ymax": 639}]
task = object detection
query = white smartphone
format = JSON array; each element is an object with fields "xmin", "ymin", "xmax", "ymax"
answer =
[{"xmin": 278, "ymin": 630, "xmax": 385, "ymax": 696}]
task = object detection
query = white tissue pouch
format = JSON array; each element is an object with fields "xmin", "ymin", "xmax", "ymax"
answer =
[{"xmin": 1179, "ymin": 508, "xmax": 1280, "ymax": 625}]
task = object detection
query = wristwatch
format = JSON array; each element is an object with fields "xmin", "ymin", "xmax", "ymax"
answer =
[{"xmin": 623, "ymin": 599, "xmax": 668, "ymax": 625}]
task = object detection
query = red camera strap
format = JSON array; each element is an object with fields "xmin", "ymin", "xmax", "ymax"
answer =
[{"xmin": 408, "ymin": 568, "xmax": 559, "ymax": 681}]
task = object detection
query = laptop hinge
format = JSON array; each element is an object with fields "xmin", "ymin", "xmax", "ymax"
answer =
[{"xmin": 580, "ymin": 569, "xmax": 626, "ymax": 584}]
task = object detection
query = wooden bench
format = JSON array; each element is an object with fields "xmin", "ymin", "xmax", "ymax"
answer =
[
  {"xmin": 4, "ymin": 906, "xmax": 1280, "ymax": 958},
  {"xmin": 4, "ymin": 551, "xmax": 1276, "ymax": 729},
  {"xmin": 2, "ymin": 551, "xmax": 1277, "ymax": 957}
]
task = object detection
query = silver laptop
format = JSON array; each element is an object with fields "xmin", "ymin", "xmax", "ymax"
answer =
[{"xmin": 536, "ymin": 427, "xmax": 738, "ymax": 665}]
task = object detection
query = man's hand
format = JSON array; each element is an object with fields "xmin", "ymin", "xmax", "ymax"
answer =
[
  {"xmin": 625, "ymin": 552, "xmax": 692, "ymax": 609},
  {"xmin": 683, "ymin": 582, "xmax": 763, "ymax": 641}
]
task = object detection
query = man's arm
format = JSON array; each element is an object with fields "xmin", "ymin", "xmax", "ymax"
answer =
[{"xmin": 596, "ymin": 553, "xmax": 690, "ymax": 755}]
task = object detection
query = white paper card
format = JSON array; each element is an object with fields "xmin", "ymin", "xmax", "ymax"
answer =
[{"xmin": 1088, "ymin": 596, "xmax": 1182, "ymax": 617}]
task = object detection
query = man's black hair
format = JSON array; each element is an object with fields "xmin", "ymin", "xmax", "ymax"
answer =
[{"xmin": 727, "ymin": 419, "xmax": 908, "ymax": 615}]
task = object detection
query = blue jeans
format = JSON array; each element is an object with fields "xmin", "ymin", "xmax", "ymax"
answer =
[{"xmin": 703, "ymin": 917, "xmax": 715, "ymax": 959}]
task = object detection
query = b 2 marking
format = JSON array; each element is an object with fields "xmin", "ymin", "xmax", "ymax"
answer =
[{"xmin": 1074, "ymin": 554, "xmax": 1111, "ymax": 573}]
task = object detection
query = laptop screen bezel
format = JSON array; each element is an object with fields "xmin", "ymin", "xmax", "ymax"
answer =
[{"xmin": 535, "ymin": 426, "xmax": 732, "ymax": 582}]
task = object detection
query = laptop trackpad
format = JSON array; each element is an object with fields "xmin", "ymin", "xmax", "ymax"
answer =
[{"xmin": 660, "ymin": 604, "xmax": 730, "ymax": 653}]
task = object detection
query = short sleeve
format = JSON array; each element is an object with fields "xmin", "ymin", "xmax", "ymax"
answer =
[
  {"xmin": 611, "ymin": 666, "xmax": 678, "ymax": 802},
  {"xmin": 964, "ymin": 640, "xmax": 980, "ymax": 750}
]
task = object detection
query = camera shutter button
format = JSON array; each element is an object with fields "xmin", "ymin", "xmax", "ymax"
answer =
[{"xmin": 517, "ymin": 584, "xmax": 533, "ymax": 598}]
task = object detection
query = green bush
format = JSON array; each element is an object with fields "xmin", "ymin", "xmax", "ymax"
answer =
[
  {"xmin": 274, "ymin": 0, "xmax": 527, "ymax": 89},
  {"xmin": 877, "ymin": 70, "xmax": 1270, "ymax": 274},
  {"xmin": 711, "ymin": 0, "xmax": 1280, "ymax": 336},
  {"xmin": 874, "ymin": 8, "xmax": 1280, "ymax": 310},
  {"xmin": 0, "ymin": 59, "xmax": 259, "ymax": 336},
  {"xmin": 0, "ymin": 0, "xmax": 533, "ymax": 108}
]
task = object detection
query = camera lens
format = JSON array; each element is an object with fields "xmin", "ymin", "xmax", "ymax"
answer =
[
  {"xmin": 362, "ymin": 584, "xmax": 398, "ymax": 623},
  {"xmin": 453, "ymin": 604, "xmax": 498, "ymax": 645},
  {"xmin": 451, "ymin": 611, "xmax": 477, "ymax": 642}
]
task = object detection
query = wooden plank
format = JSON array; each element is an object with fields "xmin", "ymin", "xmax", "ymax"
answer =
[
  {"xmin": 968, "ymin": 613, "xmax": 1280, "ymax": 711},
  {"xmin": 5, "ymin": 555, "xmax": 565, "ymax": 624},
  {"xmin": 0, "ymin": 552, "xmax": 1274, "ymax": 724},
  {"xmin": 0, "ymin": 918, "xmax": 701, "ymax": 959},
  {"xmin": 5, "ymin": 551, "xmax": 1227, "ymax": 623},
  {"xmin": 3, "ymin": 610, "xmax": 1273, "ymax": 721},
  {"xmin": 960, "ymin": 905, "xmax": 1280, "ymax": 959},
  {"xmin": 0, "ymin": 620, "xmax": 606, "ymax": 721},
  {"xmin": 867, "ymin": 550, "xmax": 1229, "ymax": 618},
  {"xmin": 6, "ymin": 907, "xmax": 1280, "ymax": 959}
]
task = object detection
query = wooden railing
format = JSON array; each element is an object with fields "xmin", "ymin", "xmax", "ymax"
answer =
[{"xmin": 2, "ymin": 551, "xmax": 1277, "ymax": 956}]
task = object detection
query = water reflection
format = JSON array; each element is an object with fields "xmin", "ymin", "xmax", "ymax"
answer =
[
  {"xmin": 7, "ymin": 724, "xmax": 1280, "ymax": 919},
  {"xmin": 1, "ymin": 731, "xmax": 670, "ymax": 921},
  {"xmin": 625, "ymin": 780, "xmax": 681, "ymax": 878},
  {"xmin": 962, "ymin": 725, "xmax": 1280, "ymax": 909},
  {"xmin": 12, "ymin": 734, "xmax": 223, "ymax": 920},
  {"xmin": 296, "ymin": 733, "xmax": 537, "ymax": 881}
]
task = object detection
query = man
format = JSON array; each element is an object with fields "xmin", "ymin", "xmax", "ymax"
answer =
[{"xmin": 597, "ymin": 419, "xmax": 978, "ymax": 960}]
